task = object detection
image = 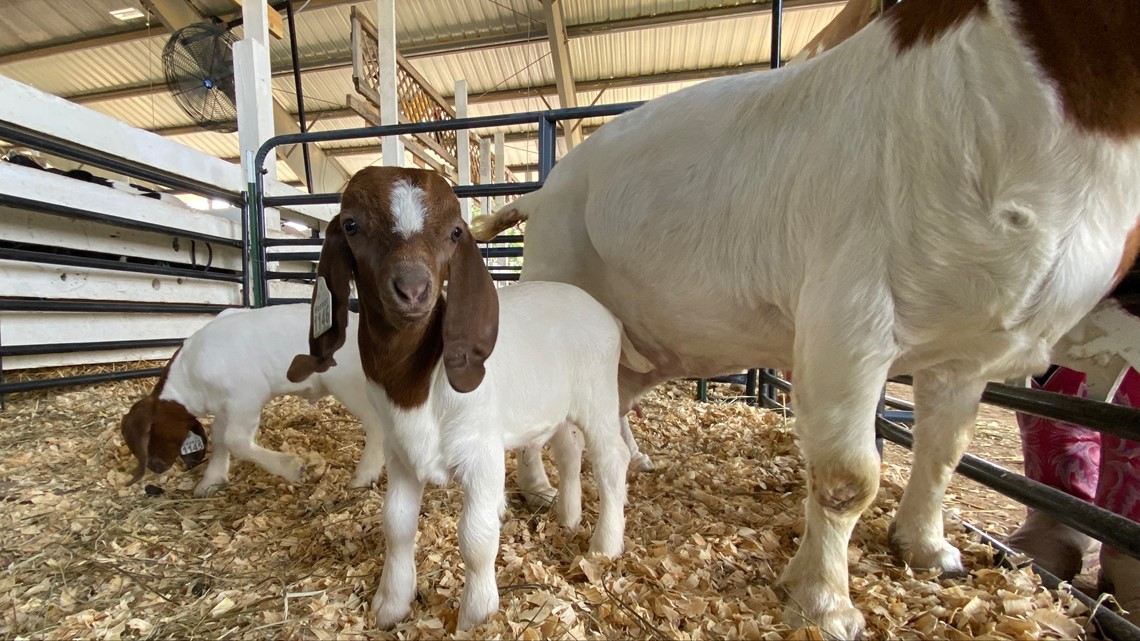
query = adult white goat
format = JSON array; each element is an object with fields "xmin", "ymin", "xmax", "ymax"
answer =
[{"xmin": 472, "ymin": 0, "xmax": 1140, "ymax": 636}]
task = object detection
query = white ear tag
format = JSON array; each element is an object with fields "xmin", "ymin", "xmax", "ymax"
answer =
[
  {"xmin": 313, "ymin": 277, "xmax": 333, "ymax": 338},
  {"xmin": 180, "ymin": 431, "xmax": 205, "ymax": 456}
]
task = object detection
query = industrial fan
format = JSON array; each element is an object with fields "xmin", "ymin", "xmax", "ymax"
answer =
[{"xmin": 162, "ymin": 23, "xmax": 239, "ymax": 133}]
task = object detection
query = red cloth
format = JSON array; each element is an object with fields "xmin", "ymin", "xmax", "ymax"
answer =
[{"xmin": 1017, "ymin": 366, "xmax": 1140, "ymax": 522}]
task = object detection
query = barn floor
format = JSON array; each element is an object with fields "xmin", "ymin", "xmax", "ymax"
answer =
[{"xmin": 0, "ymin": 368, "xmax": 1093, "ymax": 640}]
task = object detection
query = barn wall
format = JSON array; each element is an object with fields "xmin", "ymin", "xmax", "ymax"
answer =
[{"xmin": 0, "ymin": 75, "xmax": 334, "ymax": 374}]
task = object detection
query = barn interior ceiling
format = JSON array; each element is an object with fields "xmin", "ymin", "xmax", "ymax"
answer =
[{"xmin": 0, "ymin": 0, "xmax": 843, "ymax": 187}]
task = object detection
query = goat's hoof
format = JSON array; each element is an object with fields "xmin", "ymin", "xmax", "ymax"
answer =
[
  {"xmin": 457, "ymin": 593, "xmax": 499, "ymax": 631},
  {"xmin": 521, "ymin": 485, "xmax": 557, "ymax": 509},
  {"xmin": 780, "ymin": 601, "xmax": 866, "ymax": 641},
  {"xmin": 371, "ymin": 594, "xmax": 412, "ymax": 630},
  {"xmin": 346, "ymin": 458, "xmax": 383, "ymax": 483},
  {"xmin": 630, "ymin": 452, "xmax": 655, "ymax": 472},
  {"xmin": 193, "ymin": 479, "xmax": 224, "ymax": 498},
  {"xmin": 348, "ymin": 474, "xmax": 378, "ymax": 490},
  {"xmin": 587, "ymin": 537, "xmax": 624, "ymax": 560},
  {"xmin": 556, "ymin": 505, "xmax": 582, "ymax": 532},
  {"xmin": 888, "ymin": 521, "xmax": 966, "ymax": 577}
]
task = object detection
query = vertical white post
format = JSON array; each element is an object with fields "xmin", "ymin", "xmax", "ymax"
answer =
[
  {"xmin": 455, "ymin": 79, "xmax": 471, "ymax": 222},
  {"xmin": 493, "ymin": 131, "xmax": 505, "ymax": 212},
  {"xmin": 377, "ymin": 0, "xmax": 403, "ymax": 166},
  {"xmin": 479, "ymin": 136, "xmax": 491, "ymax": 217},
  {"xmin": 235, "ymin": 0, "xmax": 276, "ymax": 183}
]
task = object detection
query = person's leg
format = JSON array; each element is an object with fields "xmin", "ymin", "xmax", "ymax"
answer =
[
  {"xmin": 1096, "ymin": 368, "xmax": 1140, "ymax": 625},
  {"xmin": 1006, "ymin": 366, "xmax": 1100, "ymax": 580}
]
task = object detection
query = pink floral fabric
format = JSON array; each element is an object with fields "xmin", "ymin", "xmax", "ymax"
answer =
[{"xmin": 1017, "ymin": 366, "xmax": 1140, "ymax": 522}]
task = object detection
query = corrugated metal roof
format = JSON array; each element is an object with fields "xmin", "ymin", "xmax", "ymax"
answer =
[
  {"xmin": 0, "ymin": 0, "xmax": 148, "ymax": 55},
  {"xmin": 0, "ymin": 0, "xmax": 845, "ymax": 187}
]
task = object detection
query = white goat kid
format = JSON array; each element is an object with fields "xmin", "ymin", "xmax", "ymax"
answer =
[
  {"xmin": 119, "ymin": 304, "xmax": 386, "ymax": 495},
  {"xmin": 287, "ymin": 167, "xmax": 630, "ymax": 631},
  {"xmin": 471, "ymin": 1, "xmax": 1140, "ymax": 636}
]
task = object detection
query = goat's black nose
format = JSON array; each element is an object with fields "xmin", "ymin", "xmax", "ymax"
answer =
[{"xmin": 392, "ymin": 272, "xmax": 430, "ymax": 304}]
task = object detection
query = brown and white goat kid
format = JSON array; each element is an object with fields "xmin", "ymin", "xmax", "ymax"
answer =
[
  {"xmin": 287, "ymin": 167, "xmax": 630, "ymax": 631},
  {"xmin": 121, "ymin": 304, "xmax": 387, "ymax": 495},
  {"xmin": 471, "ymin": 0, "xmax": 1140, "ymax": 636}
]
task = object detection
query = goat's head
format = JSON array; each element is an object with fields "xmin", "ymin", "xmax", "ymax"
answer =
[
  {"xmin": 120, "ymin": 395, "xmax": 207, "ymax": 484},
  {"xmin": 287, "ymin": 166, "xmax": 499, "ymax": 394}
]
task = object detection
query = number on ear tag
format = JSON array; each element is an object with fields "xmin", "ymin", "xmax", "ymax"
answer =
[
  {"xmin": 313, "ymin": 277, "xmax": 333, "ymax": 338},
  {"xmin": 180, "ymin": 431, "xmax": 205, "ymax": 456}
]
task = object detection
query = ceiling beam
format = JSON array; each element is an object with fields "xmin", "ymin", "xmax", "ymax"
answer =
[
  {"xmin": 400, "ymin": 0, "xmax": 844, "ymax": 59},
  {"xmin": 67, "ymin": 54, "xmax": 354, "ymax": 104},
  {"xmin": 53, "ymin": 0, "xmax": 830, "ymax": 107},
  {"xmin": 318, "ymin": 123, "xmax": 607, "ymax": 158},
  {"xmin": 467, "ymin": 62, "xmax": 777, "ymax": 104},
  {"xmin": 145, "ymin": 64, "xmax": 773, "ymax": 140},
  {"xmin": 0, "ymin": 0, "xmax": 364, "ymax": 66},
  {"xmin": 152, "ymin": 107, "xmax": 357, "ymax": 136},
  {"xmin": 542, "ymin": 0, "xmax": 580, "ymax": 148}
]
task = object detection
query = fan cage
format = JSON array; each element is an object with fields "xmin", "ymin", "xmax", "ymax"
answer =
[{"xmin": 162, "ymin": 23, "xmax": 239, "ymax": 134}]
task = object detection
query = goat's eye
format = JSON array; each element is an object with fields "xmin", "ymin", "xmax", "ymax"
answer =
[
  {"xmin": 343, "ymin": 218, "xmax": 358, "ymax": 235},
  {"xmin": 451, "ymin": 226, "xmax": 462, "ymax": 241}
]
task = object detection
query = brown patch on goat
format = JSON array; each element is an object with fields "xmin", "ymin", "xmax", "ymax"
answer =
[
  {"xmin": 119, "ymin": 348, "xmax": 206, "ymax": 483},
  {"xmin": 1006, "ymin": 0, "xmax": 1140, "ymax": 140},
  {"xmin": 1112, "ymin": 218, "xmax": 1140, "ymax": 289},
  {"xmin": 289, "ymin": 166, "xmax": 499, "ymax": 408},
  {"xmin": 809, "ymin": 464, "xmax": 877, "ymax": 514},
  {"xmin": 886, "ymin": 0, "xmax": 987, "ymax": 52}
]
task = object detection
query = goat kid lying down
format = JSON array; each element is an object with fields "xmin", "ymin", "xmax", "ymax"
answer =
[
  {"xmin": 288, "ymin": 166, "xmax": 630, "ymax": 630},
  {"xmin": 120, "ymin": 304, "xmax": 387, "ymax": 495}
]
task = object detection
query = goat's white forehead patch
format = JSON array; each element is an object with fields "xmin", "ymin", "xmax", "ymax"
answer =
[{"xmin": 390, "ymin": 180, "xmax": 427, "ymax": 238}]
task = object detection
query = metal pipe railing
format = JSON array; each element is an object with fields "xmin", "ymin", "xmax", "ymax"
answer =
[
  {"xmin": 0, "ymin": 367, "xmax": 165, "ymax": 395},
  {"xmin": 0, "ymin": 193, "xmax": 243, "ymax": 248},
  {"xmin": 0, "ymin": 338, "xmax": 184, "ymax": 357},
  {"xmin": 251, "ymin": 103, "xmax": 647, "ymax": 307},
  {"xmin": 891, "ymin": 375, "xmax": 1140, "ymax": 444},
  {"xmin": 0, "ymin": 299, "xmax": 233, "ymax": 314},
  {"xmin": 876, "ymin": 416, "xmax": 1140, "ymax": 560},
  {"xmin": 0, "ymin": 122, "xmax": 243, "ymax": 205},
  {"xmin": 0, "ymin": 247, "xmax": 242, "ymax": 283}
]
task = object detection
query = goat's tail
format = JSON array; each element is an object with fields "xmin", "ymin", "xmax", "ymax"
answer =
[{"xmin": 470, "ymin": 196, "xmax": 533, "ymax": 241}]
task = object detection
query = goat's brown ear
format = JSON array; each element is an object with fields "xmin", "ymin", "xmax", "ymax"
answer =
[
  {"xmin": 120, "ymin": 397, "xmax": 154, "ymax": 485},
  {"xmin": 289, "ymin": 214, "xmax": 354, "ymax": 383},
  {"xmin": 442, "ymin": 229, "xmax": 499, "ymax": 392}
]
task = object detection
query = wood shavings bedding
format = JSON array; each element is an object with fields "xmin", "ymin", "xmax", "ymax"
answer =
[{"xmin": 0, "ymin": 371, "xmax": 1092, "ymax": 640}]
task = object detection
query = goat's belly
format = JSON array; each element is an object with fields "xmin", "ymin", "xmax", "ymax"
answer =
[{"xmin": 613, "ymin": 298, "xmax": 797, "ymax": 377}]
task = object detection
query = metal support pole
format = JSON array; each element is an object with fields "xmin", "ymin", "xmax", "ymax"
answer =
[
  {"xmin": 746, "ymin": 368, "xmax": 760, "ymax": 405},
  {"xmin": 770, "ymin": 0, "xmax": 783, "ymax": 70},
  {"xmin": 240, "ymin": 193, "xmax": 251, "ymax": 307},
  {"xmin": 538, "ymin": 115, "xmax": 557, "ymax": 180},
  {"xmin": 285, "ymin": 0, "xmax": 313, "ymax": 192},
  {"xmin": 697, "ymin": 378, "xmax": 709, "ymax": 402},
  {"xmin": 249, "ymin": 158, "xmax": 267, "ymax": 307}
]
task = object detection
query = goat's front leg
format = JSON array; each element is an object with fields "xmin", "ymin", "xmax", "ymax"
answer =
[
  {"xmin": 350, "ymin": 419, "xmax": 386, "ymax": 489},
  {"xmin": 456, "ymin": 447, "xmax": 507, "ymax": 630},
  {"xmin": 777, "ymin": 307, "xmax": 892, "ymax": 639},
  {"xmin": 195, "ymin": 417, "xmax": 231, "ymax": 497},
  {"xmin": 516, "ymin": 443, "xmax": 556, "ymax": 508},
  {"xmin": 372, "ymin": 455, "xmax": 425, "ymax": 629},
  {"xmin": 889, "ymin": 371, "xmax": 985, "ymax": 574}
]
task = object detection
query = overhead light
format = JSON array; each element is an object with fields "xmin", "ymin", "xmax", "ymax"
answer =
[{"xmin": 110, "ymin": 7, "xmax": 146, "ymax": 21}]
